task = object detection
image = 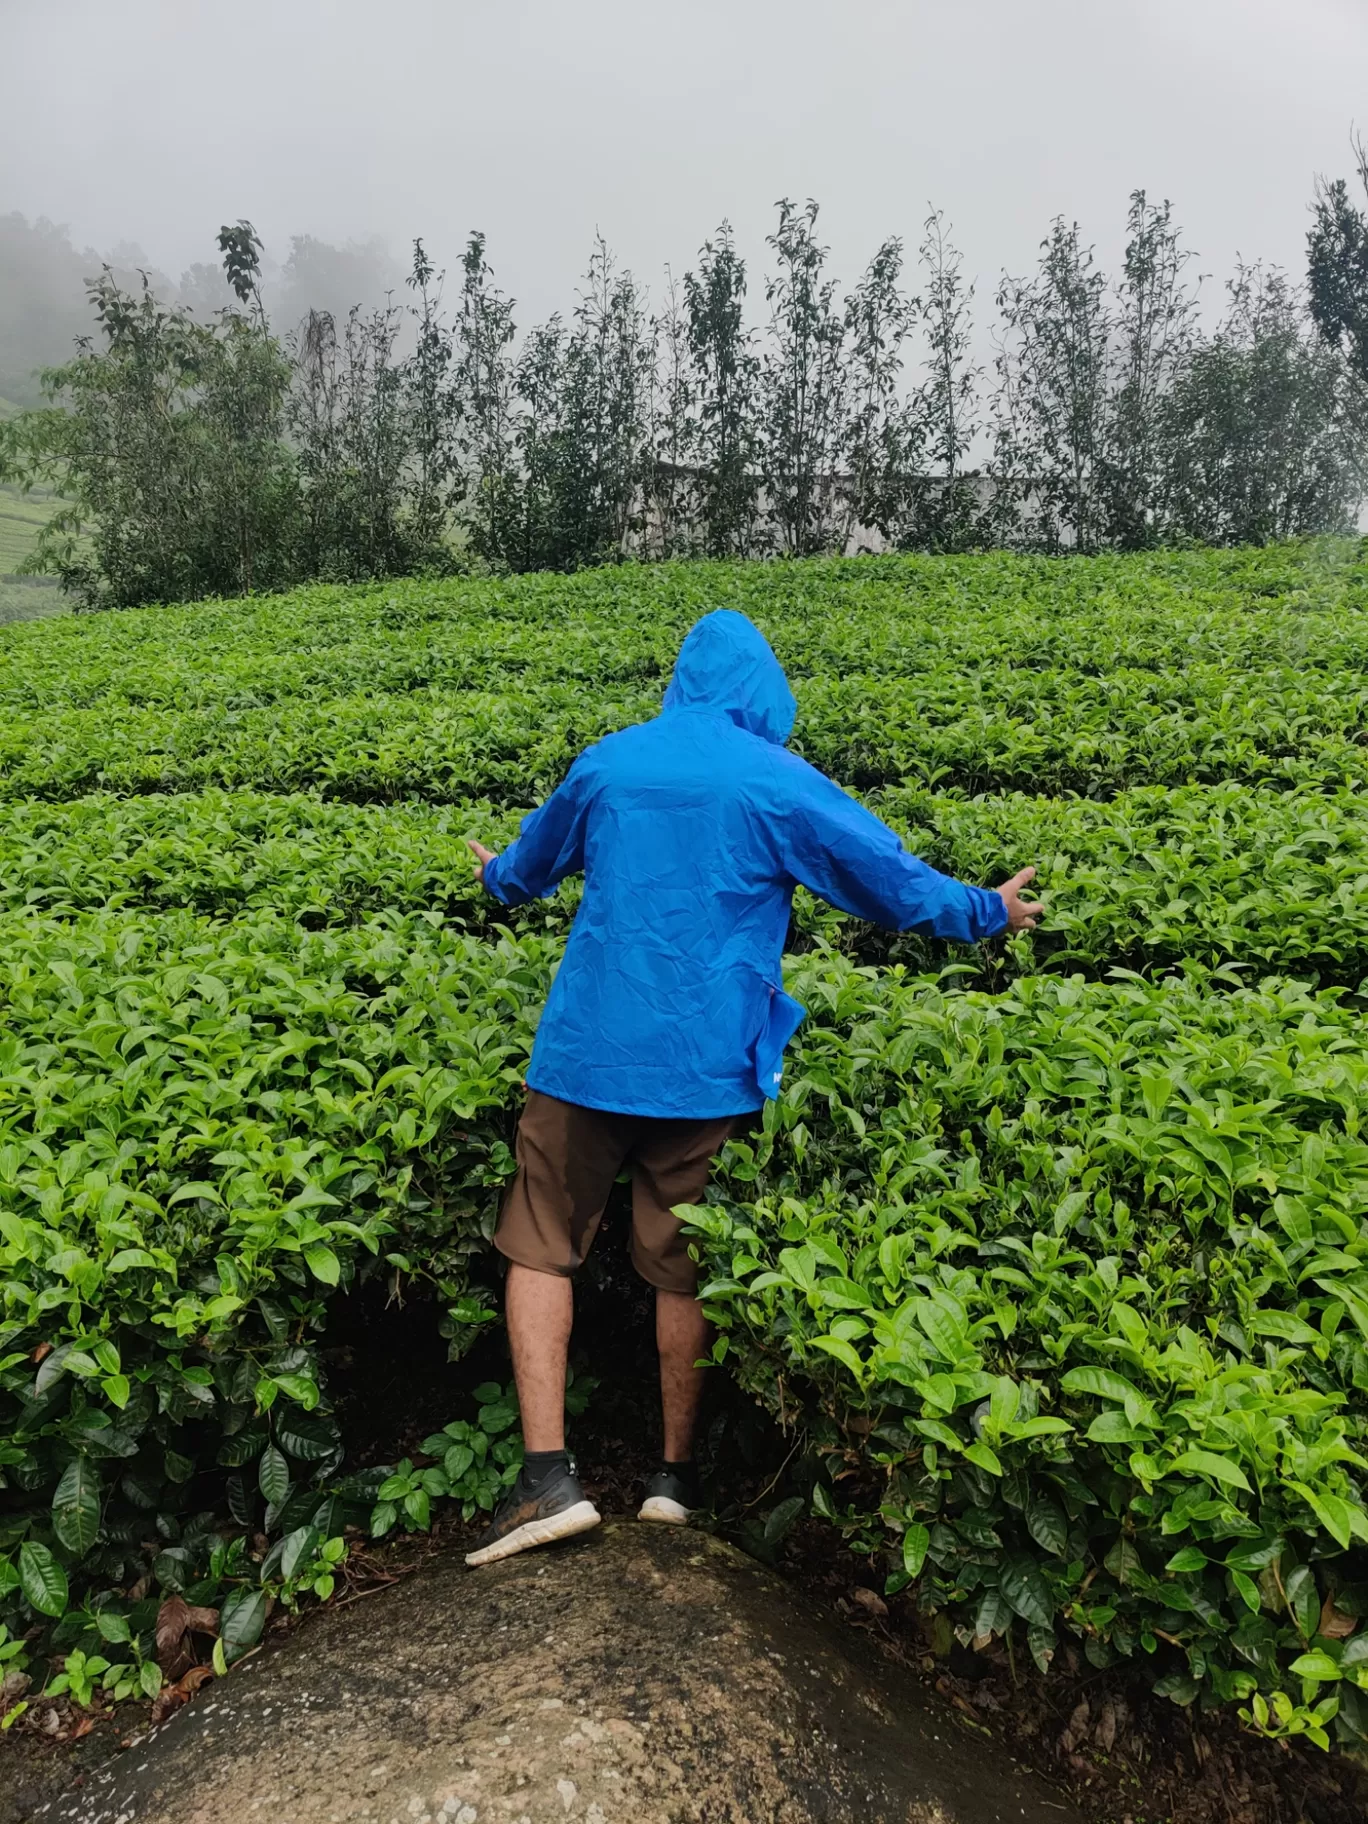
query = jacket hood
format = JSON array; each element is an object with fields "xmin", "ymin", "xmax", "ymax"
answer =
[{"xmin": 661, "ymin": 610, "xmax": 797, "ymax": 746}]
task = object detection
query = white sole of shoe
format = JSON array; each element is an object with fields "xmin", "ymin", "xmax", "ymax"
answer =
[
  {"xmin": 464, "ymin": 1499, "xmax": 601, "ymax": 1567},
  {"xmin": 638, "ymin": 1495, "xmax": 695, "ymax": 1526}
]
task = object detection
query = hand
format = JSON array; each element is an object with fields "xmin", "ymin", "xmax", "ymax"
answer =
[
  {"xmin": 467, "ymin": 840, "xmax": 498, "ymax": 886},
  {"xmin": 997, "ymin": 866, "xmax": 1043, "ymax": 934}
]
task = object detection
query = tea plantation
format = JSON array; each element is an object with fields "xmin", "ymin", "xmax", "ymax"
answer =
[{"xmin": 3, "ymin": 546, "xmax": 1368, "ymax": 1747}]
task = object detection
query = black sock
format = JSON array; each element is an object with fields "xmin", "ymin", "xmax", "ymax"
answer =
[
  {"xmin": 522, "ymin": 1448, "xmax": 569, "ymax": 1490},
  {"xmin": 663, "ymin": 1457, "xmax": 693, "ymax": 1474}
]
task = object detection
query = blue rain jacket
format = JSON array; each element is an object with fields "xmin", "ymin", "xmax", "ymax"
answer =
[{"xmin": 482, "ymin": 610, "xmax": 1008, "ymax": 1118}]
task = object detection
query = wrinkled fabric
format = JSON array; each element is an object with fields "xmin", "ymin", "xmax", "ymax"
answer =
[{"xmin": 483, "ymin": 610, "xmax": 1008, "ymax": 1118}]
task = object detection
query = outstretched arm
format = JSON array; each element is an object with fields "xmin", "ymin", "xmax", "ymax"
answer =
[
  {"xmin": 782, "ymin": 765, "xmax": 1040, "ymax": 942},
  {"xmin": 468, "ymin": 764, "xmax": 591, "ymax": 907}
]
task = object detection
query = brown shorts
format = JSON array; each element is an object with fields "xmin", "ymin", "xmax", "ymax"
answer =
[{"xmin": 494, "ymin": 1090, "xmax": 741, "ymax": 1295}]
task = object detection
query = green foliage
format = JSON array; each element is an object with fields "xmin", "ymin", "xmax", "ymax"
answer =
[
  {"xmin": 3, "ymin": 547, "xmax": 1368, "ymax": 806},
  {"xmin": 874, "ymin": 780, "xmax": 1368, "ymax": 985},
  {"xmin": 8, "ymin": 777, "xmax": 1368, "ymax": 993},
  {"xmin": 2, "ymin": 546, "xmax": 1368, "ymax": 1750},
  {"xmin": 685, "ymin": 224, "xmax": 761, "ymax": 558},
  {"xmin": 286, "ymin": 240, "xmax": 462, "ymax": 583},
  {"xmin": 0, "ymin": 910, "xmax": 541, "ymax": 1648},
  {"xmin": 4, "ymin": 191, "xmax": 1366, "ymax": 615},
  {"xmin": 4, "ymin": 267, "xmax": 298, "ymax": 609},
  {"xmin": 685, "ymin": 956, "xmax": 1368, "ymax": 1747},
  {"xmin": 991, "ymin": 196, "xmax": 1206, "ymax": 556},
  {"xmin": 760, "ymin": 200, "xmax": 849, "ymax": 556},
  {"xmin": 371, "ymin": 1370, "xmax": 593, "ymax": 1534},
  {"xmin": 891, "ymin": 211, "xmax": 990, "ymax": 555},
  {"xmin": 1158, "ymin": 264, "xmax": 1366, "ymax": 547},
  {"xmin": 1308, "ymin": 135, "xmax": 1368, "ymax": 391},
  {"xmin": 993, "ymin": 217, "xmax": 1114, "ymax": 553}
]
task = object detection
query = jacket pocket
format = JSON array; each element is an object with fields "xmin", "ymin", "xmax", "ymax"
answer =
[{"xmin": 754, "ymin": 981, "xmax": 806, "ymax": 1101}]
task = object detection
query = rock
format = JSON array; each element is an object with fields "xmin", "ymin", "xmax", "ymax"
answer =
[{"xmin": 34, "ymin": 1523, "xmax": 1081, "ymax": 1823}]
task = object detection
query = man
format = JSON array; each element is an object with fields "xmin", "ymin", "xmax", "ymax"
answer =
[{"xmin": 463, "ymin": 610, "xmax": 1041, "ymax": 1567}]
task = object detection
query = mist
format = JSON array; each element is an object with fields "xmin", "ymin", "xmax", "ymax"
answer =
[{"xmin": 4, "ymin": 0, "xmax": 1368, "ymax": 401}]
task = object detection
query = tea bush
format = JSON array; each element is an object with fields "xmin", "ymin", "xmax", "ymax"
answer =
[
  {"xmin": 0, "ymin": 913, "xmax": 548, "ymax": 1624},
  {"xmin": 686, "ymin": 958, "xmax": 1368, "ymax": 1749},
  {"xmin": 5, "ymin": 784, "xmax": 1368, "ymax": 990},
  {"xmin": 1, "ymin": 545, "xmax": 1367, "ymax": 1740}
]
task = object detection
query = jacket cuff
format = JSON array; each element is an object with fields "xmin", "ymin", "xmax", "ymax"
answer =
[
  {"xmin": 978, "ymin": 884, "xmax": 1010, "ymax": 939},
  {"xmin": 481, "ymin": 852, "xmax": 512, "ymax": 905}
]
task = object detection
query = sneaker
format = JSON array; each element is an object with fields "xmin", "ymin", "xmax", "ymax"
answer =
[
  {"xmin": 638, "ymin": 1464, "xmax": 702, "ymax": 1526},
  {"xmin": 464, "ymin": 1460, "xmax": 601, "ymax": 1567}
]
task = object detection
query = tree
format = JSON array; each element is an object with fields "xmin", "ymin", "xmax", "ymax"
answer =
[
  {"xmin": 498, "ymin": 238, "xmax": 653, "ymax": 574},
  {"xmin": 287, "ymin": 298, "xmax": 411, "ymax": 581},
  {"xmin": 574, "ymin": 236, "xmax": 653, "ymax": 559},
  {"xmin": 1308, "ymin": 133, "xmax": 1368, "ymax": 389},
  {"xmin": 898, "ymin": 208, "xmax": 989, "ymax": 553},
  {"xmin": 760, "ymin": 199, "xmax": 847, "ymax": 555},
  {"xmin": 0, "ymin": 238, "xmax": 298, "ymax": 607},
  {"xmin": 453, "ymin": 231, "xmax": 518, "ymax": 569},
  {"xmin": 991, "ymin": 219, "xmax": 1113, "ymax": 552},
  {"xmin": 685, "ymin": 223, "xmax": 760, "ymax": 558},
  {"xmin": 838, "ymin": 235, "xmax": 914, "ymax": 552},
  {"xmin": 404, "ymin": 238, "xmax": 460, "ymax": 562},
  {"xmin": 645, "ymin": 268, "xmax": 697, "ymax": 558},
  {"xmin": 204, "ymin": 223, "xmax": 300, "ymax": 595},
  {"xmin": 1103, "ymin": 192, "xmax": 1200, "ymax": 549},
  {"xmin": 1157, "ymin": 262, "xmax": 1365, "ymax": 545},
  {"xmin": 510, "ymin": 315, "xmax": 572, "ymax": 572}
]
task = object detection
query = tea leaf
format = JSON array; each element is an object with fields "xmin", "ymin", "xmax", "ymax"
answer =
[{"xmin": 52, "ymin": 1458, "xmax": 101, "ymax": 1555}]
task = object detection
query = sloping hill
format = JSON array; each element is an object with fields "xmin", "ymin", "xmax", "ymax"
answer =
[
  {"xmin": 0, "ymin": 481, "xmax": 51, "ymax": 571},
  {"xmin": 0, "ymin": 393, "xmax": 70, "ymax": 621},
  {"xmin": 0, "ymin": 487, "xmax": 64, "ymax": 621}
]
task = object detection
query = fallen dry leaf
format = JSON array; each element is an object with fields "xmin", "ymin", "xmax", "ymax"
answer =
[
  {"xmin": 1059, "ymin": 1696, "xmax": 1090, "ymax": 1756},
  {"xmin": 155, "ymin": 1595, "xmax": 220, "ymax": 1679},
  {"xmin": 151, "ymin": 1663, "xmax": 214, "ymax": 1725},
  {"xmin": 31, "ymin": 1342, "xmax": 52, "ymax": 1364},
  {"xmin": 1318, "ymin": 1592, "xmax": 1358, "ymax": 1640},
  {"xmin": 850, "ymin": 1586, "xmax": 888, "ymax": 1619}
]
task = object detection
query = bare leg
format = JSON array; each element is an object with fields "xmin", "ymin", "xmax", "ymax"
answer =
[
  {"xmin": 506, "ymin": 1264, "xmax": 573, "ymax": 1452},
  {"xmin": 657, "ymin": 1289, "xmax": 712, "ymax": 1461}
]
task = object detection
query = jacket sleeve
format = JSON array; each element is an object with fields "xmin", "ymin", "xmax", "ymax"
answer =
[
  {"xmin": 779, "ymin": 763, "xmax": 1008, "ymax": 942},
  {"xmin": 481, "ymin": 761, "xmax": 591, "ymax": 908}
]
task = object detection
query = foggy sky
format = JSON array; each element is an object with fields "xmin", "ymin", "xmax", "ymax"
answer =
[{"xmin": 5, "ymin": 0, "xmax": 1367, "ymax": 327}]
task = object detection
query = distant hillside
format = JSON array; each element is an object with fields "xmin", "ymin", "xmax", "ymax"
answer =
[
  {"xmin": 0, "ymin": 572, "xmax": 64, "ymax": 626},
  {"xmin": 0, "ymin": 398, "xmax": 67, "ymax": 621},
  {"xmin": 0, "ymin": 481, "xmax": 50, "ymax": 571}
]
